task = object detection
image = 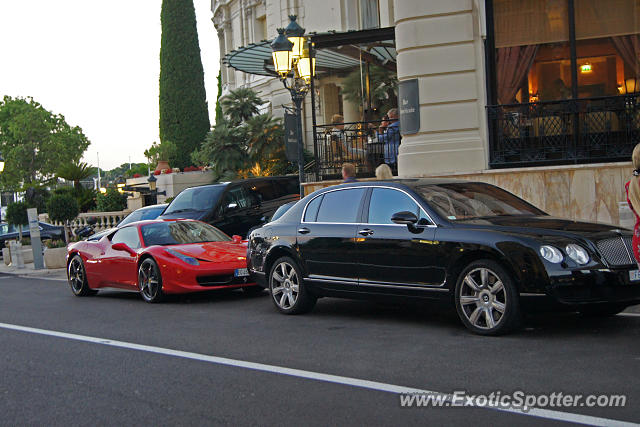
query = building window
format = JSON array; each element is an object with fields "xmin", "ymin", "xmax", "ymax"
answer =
[
  {"xmin": 487, "ymin": 0, "xmax": 640, "ymax": 169},
  {"xmin": 360, "ymin": 0, "xmax": 380, "ymax": 29},
  {"xmin": 493, "ymin": 0, "xmax": 640, "ymax": 104}
]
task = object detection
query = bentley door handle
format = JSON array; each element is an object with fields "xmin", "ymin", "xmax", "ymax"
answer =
[
  {"xmin": 358, "ymin": 228, "xmax": 374, "ymax": 236},
  {"xmin": 297, "ymin": 227, "xmax": 310, "ymax": 234}
]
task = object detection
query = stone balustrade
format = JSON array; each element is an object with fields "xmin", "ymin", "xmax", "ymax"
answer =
[{"xmin": 39, "ymin": 210, "xmax": 130, "ymax": 232}]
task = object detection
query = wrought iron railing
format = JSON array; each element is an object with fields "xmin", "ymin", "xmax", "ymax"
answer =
[
  {"xmin": 313, "ymin": 120, "xmax": 400, "ymax": 180},
  {"xmin": 487, "ymin": 94, "xmax": 640, "ymax": 168}
]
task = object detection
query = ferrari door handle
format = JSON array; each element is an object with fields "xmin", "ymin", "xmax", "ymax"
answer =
[
  {"xmin": 358, "ymin": 228, "xmax": 374, "ymax": 236},
  {"xmin": 297, "ymin": 227, "xmax": 310, "ymax": 234}
]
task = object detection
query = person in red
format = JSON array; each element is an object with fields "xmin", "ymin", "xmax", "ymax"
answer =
[{"xmin": 625, "ymin": 143, "xmax": 640, "ymax": 266}]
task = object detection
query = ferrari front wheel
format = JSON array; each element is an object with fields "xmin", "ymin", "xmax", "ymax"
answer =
[
  {"xmin": 138, "ymin": 258, "xmax": 164, "ymax": 303},
  {"xmin": 67, "ymin": 255, "xmax": 97, "ymax": 297}
]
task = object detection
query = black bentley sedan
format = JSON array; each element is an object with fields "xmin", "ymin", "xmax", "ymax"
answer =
[{"xmin": 247, "ymin": 179, "xmax": 640, "ymax": 335}]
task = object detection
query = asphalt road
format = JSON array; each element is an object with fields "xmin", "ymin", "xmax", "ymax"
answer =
[{"xmin": 0, "ymin": 274, "xmax": 639, "ymax": 426}]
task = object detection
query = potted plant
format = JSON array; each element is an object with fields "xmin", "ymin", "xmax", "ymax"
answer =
[
  {"xmin": 5, "ymin": 201, "xmax": 34, "ymax": 264},
  {"xmin": 43, "ymin": 239, "xmax": 68, "ymax": 269},
  {"xmin": 144, "ymin": 141, "xmax": 177, "ymax": 173}
]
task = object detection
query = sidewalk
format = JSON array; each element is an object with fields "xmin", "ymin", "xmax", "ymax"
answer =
[{"xmin": 0, "ymin": 261, "xmax": 67, "ymax": 280}]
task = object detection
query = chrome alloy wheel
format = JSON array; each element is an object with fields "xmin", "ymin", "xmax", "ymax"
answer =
[
  {"xmin": 458, "ymin": 267, "xmax": 507, "ymax": 330},
  {"xmin": 68, "ymin": 256, "xmax": 85, "ymax": 294},
  {"xmin": 138, "ymin": 261, "xmax": 160, "ymax": 301},
  {"xmin": 271, "ymin": 261, "xmax": 299, "ymax": 310}
]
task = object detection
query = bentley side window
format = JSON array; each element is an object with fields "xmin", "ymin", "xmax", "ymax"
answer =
[
  {"xmin": 315, "ymin": 189, "xmax": 365, "ymax": 223},
  {"xmin": 304, "ymin": 195, "xmax": 323, "ymax": 222},
  {"xmin": 368, "ymin": 188, "xmax": 420, "ymax": 225}
]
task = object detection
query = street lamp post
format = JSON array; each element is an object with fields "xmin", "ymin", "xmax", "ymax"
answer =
[{"xmin": 271, "ymin": 16, "xmax": 316, "ymax": 197}]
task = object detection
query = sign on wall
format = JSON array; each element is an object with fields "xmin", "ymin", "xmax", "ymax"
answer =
[{"xmin": 398, "ymin": 79, "xmax": 420, "ymax": 135}]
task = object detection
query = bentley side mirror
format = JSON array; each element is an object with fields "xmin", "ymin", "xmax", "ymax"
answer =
[
  {"xmin": 391, "ymin": 211, "xmax": 418, "ymax": 225},
  {"xmin": 112, "ymin": 242, "xmax": 136, "ymax": 255},
  {"xmin": 232, "ymin": 235, "xmax": 243, "ymax": 243}
]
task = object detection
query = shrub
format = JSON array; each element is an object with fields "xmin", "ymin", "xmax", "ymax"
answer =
[
  {"xmin": 6, "ymin": 202, "xmax": 28, "ymax": 228},
  {"xmin": 47, "ymin": 194, "xmax": 80, "ymax": 223},
  {"xmin": 44, "ymin": 239, "xmax": 66, "ymax": 249},
  {"xmin": 47, "ymin": 194, "xmax": 80, "ymax": 243},
  {"xmin": 96, "ymin": 188, "xmax": 127, "ymax": 212}
]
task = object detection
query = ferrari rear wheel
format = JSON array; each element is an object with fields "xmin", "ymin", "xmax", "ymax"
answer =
[
  {"xmin": 67, "ymin": 255, "xmax": 97, "ymax": 297},
  {"xmin": 138, "ymin": 258, "xmax": 164, "ymax": 303}
]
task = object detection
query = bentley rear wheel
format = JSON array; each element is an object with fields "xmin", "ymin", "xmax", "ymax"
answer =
[
  {"xmin": 269, "ymin": 257, "xmax": 316, "ymax": 314},
  {"xmin": 455, "ymin": 259, "xmax": 521, "ymax": 335}
]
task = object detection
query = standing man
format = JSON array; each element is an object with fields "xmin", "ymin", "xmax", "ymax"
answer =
[
  {"xmin": 342, "ymin": 163, "xmax": 358, "ymax": 183},
  {"xmin": 377, "ymin": 108, "xmax": 401, "ymax": 168}
]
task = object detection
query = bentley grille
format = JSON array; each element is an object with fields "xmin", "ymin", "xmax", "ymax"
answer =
[{"xmin": 596, "ymin": 236, "xmax": 634, "ymax": 266}]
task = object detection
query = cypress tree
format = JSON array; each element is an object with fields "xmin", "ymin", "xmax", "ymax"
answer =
[
  {"xmin": 215, "ymin": 69, "xmax": 224, "ymax": 125},
  {"xmin": 159, "ymin": 0, "xmax": 210, "ymax": 168}
]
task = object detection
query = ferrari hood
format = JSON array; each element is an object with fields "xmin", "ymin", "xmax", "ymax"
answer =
[{"xmin": 166, "ymin": 241, "xmax": 247, "ymax": 263}]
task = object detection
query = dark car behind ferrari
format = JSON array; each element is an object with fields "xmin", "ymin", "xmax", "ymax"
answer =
[
  {"xmin": 0, "ymin": 221, "xmax": 64, "ymax": 254},
  {"xmin": 159, "ymin": 176, "xmax": 299, "ymax": 237},
  {"xmin": 247, "ymin": 179, "xmax": 640, "ymax": 335}
]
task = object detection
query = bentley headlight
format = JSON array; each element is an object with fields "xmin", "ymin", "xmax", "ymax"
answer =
[
  {"xmin": 565, "ymin": 244, "xmax": 589, "ymax": 265},
  {"xmin": 540, "ymin": 245, "xmax": 563, "ymax": 263}
]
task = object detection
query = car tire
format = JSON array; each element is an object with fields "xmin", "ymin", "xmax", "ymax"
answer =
[
  {"xmin": 242, "ymin": 285, "xmax": 264, "ymax": 295},
  {"xmin": 578, "ymin": 303, "xmax": 628, "ymax": 317},
  {"xmin": 269, "ymin": 256, "xmax": 316, "ymax": 314},
  {"xmin": 454, "ymin": 259, "xmax": 521, "ymax": 336},
  {"xmin": 67, "ymin": 255, "xmax": 98, "ymax": 297},
  {"xmin": 138, "ymin": 258, "xmax": 164, "ymax": 303}
]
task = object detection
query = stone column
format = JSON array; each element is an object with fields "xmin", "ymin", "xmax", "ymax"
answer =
[{"xmin": 394, "ymin": 0, "xmax": 488, "ymax": 176}]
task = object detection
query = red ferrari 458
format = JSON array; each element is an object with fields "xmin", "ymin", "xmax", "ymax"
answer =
[{"xmin": 66, "ymin": 219, "xmax": 259, "ymax": 302}]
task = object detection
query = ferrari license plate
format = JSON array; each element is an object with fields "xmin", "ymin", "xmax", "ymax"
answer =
[
  {"xmin": 234, "ymin": 268, "xmax": 249, "ymax": 277},
  {"xmin": 629, "ymin": 270, "xmax": 640, "ymax": 282}
]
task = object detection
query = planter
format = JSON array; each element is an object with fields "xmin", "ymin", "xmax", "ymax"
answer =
[
  {"xmin": 155, "ymin": 160, "xmax": 170, "ymax": 173},
  {"xmin": 2, "ymin": 248, "xmax": 10, "ymax": 265},
  {"xmin": 44, "ymin": 247, "xmax": 67, "ymax": 269},
  {"xmin": 21, "ymin": 246, "xmax": 34, "ymax": 264}
]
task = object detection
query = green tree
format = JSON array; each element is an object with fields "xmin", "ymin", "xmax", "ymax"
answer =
[
  {"xmin": 5, "ymin": 201, "xmax": 28, "ymax": 242},
  {"xmin": 221, "ymin": 87, "xmax": 263, "ymax": 126},
  {"xmin": 159, "ymin": 0, "xmax": 210, "ymax": 169},
  {"xmin": 0, "ymin": 96, "xmax": 90, "ymax": 189},
  {"xmin": 47, "ymin": 194, "xmax": 79, "ymax": 243},
  {"xmin": 96, "ymin": 188, "xmax": 127, "ymax": 212},
  {"xmin": 215, "ymin": 69, "xmax": 223, "ymax": 126}
]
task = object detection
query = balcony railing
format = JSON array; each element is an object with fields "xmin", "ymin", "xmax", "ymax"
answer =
[
  {"xmin": 313, "ymin": 120, "xmax": 399, "ymax": 180},
  {"xmin": 487, "ymin": 94, "xmax": 640, "ymax": 168}
]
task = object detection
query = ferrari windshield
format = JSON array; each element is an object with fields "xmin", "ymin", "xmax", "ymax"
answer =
[
  {"xmin": 415, "ymin": 182, "xmax": 544, "ymax": 221},
  {"xmin": 141, "ymin": 221, "xmax": 231, "ymax": 246}
]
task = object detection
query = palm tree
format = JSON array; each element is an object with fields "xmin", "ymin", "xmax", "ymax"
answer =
[
  {"xmin": 57, "ymin": 161, "xmax": 91, "ymax": 189},
  {"xmin": 246, "ymin": 114, "xmax": 283, "ymax": 164},
  {"xmin": 221, "ymin": 87, "xmax": 264, "ymax": 126},
  {"xmin": 200, "ymin": 122, "xmax": 249, "ymax": 178}
]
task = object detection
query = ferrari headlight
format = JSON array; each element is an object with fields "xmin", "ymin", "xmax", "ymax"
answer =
[
  {"xmin": 540, "ymin": 245, "xmax": 563, "ymax": 263},
  {"xmin": 565, "ymin": 244, "xmax": 589, "ymax": 265},
  {"xmin": 165, "ymin": 248, "xmax": 199, "ymax": 266}
]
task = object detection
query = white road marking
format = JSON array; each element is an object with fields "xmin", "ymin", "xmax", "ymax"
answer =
[
  {"xmin": 620, "ymin": 312, "xmax": 640, "ymax": 317},
  {"xmin": 0, "ymin": 322, "xmax": 637, "ymax": 427}
]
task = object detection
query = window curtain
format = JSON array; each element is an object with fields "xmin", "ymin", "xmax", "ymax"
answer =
[
  {"xmin": 496, "ymin": 45, "xmax": 539, "ymax": 104},
  {"xmin": 611, "ymin": 34, "xmax": 640, "ymax": 75}
]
